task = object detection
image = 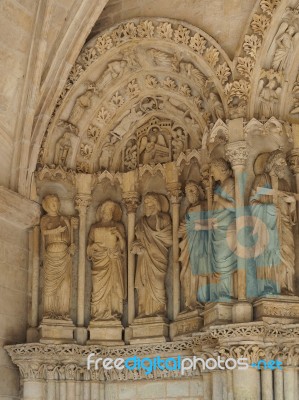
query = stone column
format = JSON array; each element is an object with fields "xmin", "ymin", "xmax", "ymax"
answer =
[
  {"xmin": 75, "ymin": 174, "xmax": 92, "ymax": 344},
  {"xmin": 27, "ymin": 225, "xmax": 40, "ymax": 342},
  {"xmin": 225, "ymin": 140, "xmax": 253, "ymax": 322},
  {"xmin": 121, "ymin": 170, "xmax": 139, "ymax": 326},
  {"xmin": 122, "ymin": 191, "xmax": 139, "ymax": 325},
  {"xmin": 284, "ymin": 367, "xmax": 296, "ymax": 400},
  {"xmin": 23, "ymin": 381, "xmax": 45, "ymax": 400},
  {"xmin": 165, "ymin": 162, "xmax": 182, "ymax": 320},
  {"xmin": 274, "ymin": 368, "xmax": 283, "ymax": 400},
  {"xmin": 261, "ymin": 369, "xmax": 273, "ymax": 400}
]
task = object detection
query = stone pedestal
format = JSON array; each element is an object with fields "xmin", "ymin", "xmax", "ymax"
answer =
[
  {"xmin": 88, "ymin": 320, "xmax": 124, "ymax": 345},
  {"xmin": 39, "ymin": 319, "xmax": 75, "ymax": 343},
  {"xmin": 202, "ymin": 302, "xmax": 235, "ymax": 326},
  {"xmin": 253, "ymin": 296, "xmax": 299, "ymax": 323},
  {"xmin": 126, "ymin": 316, "xmax": 169, "ymax": 344},
  {"xmin": 169, "ymin": 309, "xmax": 203, "ymax": 340},
  {"xmin": 232, "ymin": 301, "xmax": 253, "ymax": 323}
]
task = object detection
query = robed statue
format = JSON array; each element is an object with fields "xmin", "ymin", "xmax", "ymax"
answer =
[
  {"xmin": 179, "ymin": 181, "xmax": 210, "ymax": 309},
  {"xmin": 87, "ymin": 201, "xmax": 126, "ymax": 321},
  {"xmin": 250, "ymin": 150, "xmax": 296, "ymax": 296},
  {"xmin": 41, "ymin": 194, "xmax": 76, "ymax": 319},
  {"xmin": 131, "ymin": 193, "xmax": 172, "ymax": 317}
]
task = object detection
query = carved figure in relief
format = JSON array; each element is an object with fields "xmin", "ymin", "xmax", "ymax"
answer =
[
  {"xmin": 258, "ymin": 79, "xmax": 281, "ymax": 119},
  {"xmin": 112, "ymin": 106, "xmax": 143, "ymax": 138},
  {"xmin": 69, "ymin": 91, "xmax": 92, "ymax": 124},
  {"xmin": 54, "ymin": 132, "xmax": 72, "ymax": 166},
  {"xmin": 172, "ymin": 128, "xmax": 186, "ymax": 160},
  {"xmin": 131, "ymin": 193, "xmax": 172, "ymax": 317},
  {"xmin": 99, "ymin": 135, "xmax": 118, "ymax": 170},
  {"xmin": 41, "ymin": 194, "xmax": 76, "ymax": 319},
  {"xmin": 124, "ymin": 139, "xmax": 137, "ymax": 171},
  {"xmin": 140, "ymin": 127, "xmax": 170, "ymax": 165},
  {"xmin": 87, "ymin": 201, "xmax": 125, "ymax": 320},
  {"xmin": 179, "ymin": 181, "xmax": 210, "ymax": 310},
  {"xmin": 209, "ymin": 159, "xmax": 237, "ymax": 301},
  {"xmin": 250, "ymin": 150, "xmax": 296, "ymax": 296},
  {"xmin": 102, "ymin": 60, "xmax": 127, "ymax": 86},
  {"xmin": 208, "ymin": 93, "xmax": 225, "ymax": 121},
  {"xmin": 272, "ymin": 25, "xmax": 298, "ymax": 72}
]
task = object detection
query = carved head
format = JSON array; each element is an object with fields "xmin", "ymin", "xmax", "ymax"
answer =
[
  {"xmin": 97, "ymin": 200, "xmax": 122, "ymax": 223},
  {"xmin": 144, "ymin": 193, "xmax": 161, "ymax": 217},
  {"xmin": 287, "ymin": 25, "xmax": 296, "ymax": 35},
  {"xmin": 185, "ymin": 181, "xmax": 204, "ymax": 204},
  {"xmin": 210, "ymin": 158, "xmax": 232, "ymax": 182},
  {"xmin": 42, "ymin": 194, "xmax": 60, "ymax": 216},
  {"xmin": 265, "ymin": 150, "xmax": 287, "ymax": 179}
]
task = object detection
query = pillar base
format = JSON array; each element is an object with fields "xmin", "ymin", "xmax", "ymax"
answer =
[
  {"xmin": 88, "ymin": 320, "xmax": 124, "ymax": 345},
  {"xmin": 253, "ymin": 295, "xmax": 299, "ymax": 323},
  {"xmin": 169, "ymin": 309, "xmax": 203, "ymax": 340},
  {"xmin": 126, "ymin": 316, "xmax": 169, "ymax": 344},
  {"xmin": 74, "ymin": 327, "xmax": 88, "ymax": 345},
  {"xmin": 232, "ymin": 301, "xmax": 253, "ymax": 323},
  {"xmin": 39, "ymin": 318, "xmax": 75, "ymax": 343},
  {"xmin": 202, "ymin": 302, "xmax": 235, "ymax": 327}
]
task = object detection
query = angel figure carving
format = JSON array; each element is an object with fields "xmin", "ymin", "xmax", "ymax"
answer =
[
  {"xmin": 41, "ymin": 194, "xmax": 77, "ymax": 320},
  {"xmin": 258, "ymin": 79, "xmax": 281, "ymax": 119},
  {"xmin": 87, "ymin": 201, "xmax": 126, "ymax": 321},
  {"xmin": 69, "ymin": 91, "xmax": 92, "ymax": 125}
]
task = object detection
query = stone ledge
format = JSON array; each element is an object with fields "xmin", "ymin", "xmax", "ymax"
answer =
[{"xmin": 0, "ymin": 186, "xmax": 40, "ymax": 228}]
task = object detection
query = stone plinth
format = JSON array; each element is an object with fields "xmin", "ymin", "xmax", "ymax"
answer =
[
  {"xmin": 253, "ymin": 296, "xmax": 299, "ymax": 323},
  {"xmin": 88, "ymin": 320, "xmax": 124, "ymax": 345},
  {"xmin": 39, "ymin": 318, "xmax": 75, "ymax": 343},
  {"xmin": 202, "ymin": 302, "xmax": 235, "ymax": 326},
  {"xmin": 169, "ymin": 309, "xmax": 203, "ymax": 340},
  {"xmin": 232, "ymin": 301, "xmax": 253, "ymax": 323},
  {"xmin": 126, "ymin": 316, "xmax": 169, "ymax": 344}
]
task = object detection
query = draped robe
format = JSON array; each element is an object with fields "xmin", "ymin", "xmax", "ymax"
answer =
[{"xmin": 135, "ymin": 213, "xmax": 172, "ymax": 317}]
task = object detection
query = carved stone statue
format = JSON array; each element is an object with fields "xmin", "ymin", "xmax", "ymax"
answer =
[
  {"xmin": 99, "ymin": 135, "xmax": 118, "ymax": 171},
  {"xmin": 41, "ymin": 194, "xmax": 76, "ymax": 319},
  {"xmin": 273, "ymin": 25, "xmax": 297, "ymax": 72},
  {"xmin": 258, "ymin": 79, "xmax": 281, "ymax": 119},
  {"xmin": 131, "ymin": 193, "xmax": 172, "ymax": 317},
  {"xmin": 179, "ymin": 181, "xmax": 210, "ymax": 310},
  {"xmin": 250, "ymin": 150, "xmax": 296, "ymax": 296},
  {"xmin": 208, "ymin": 93, "xmax": 225, "ymax": 121},
  {"xmin": 209, "ymin": 158, "xmax": 237, "ymax": 301},
  {"xmin": 87, "ymin": 201, "xmax": 126, "ymax": 321},
  {"xmin": 140, "ymin": 127, "xmax": 170, "ymax": 165},
  {"xmin": 54, "ymin": 132, "xmax": 72, "ymax": 166},
  {"xmin": 69, "ymin": 91, "xmax": 92, "ymax": 124}
]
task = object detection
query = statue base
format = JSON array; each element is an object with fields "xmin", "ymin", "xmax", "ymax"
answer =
[
  {"xmin": 88, "ymin": 320, "xmax": 124, "ymax": 345},
  {"xmin": 202, "ymin": 302, "xmax": 235, "ymax": 327},
  {"xmin": 126, "ymin": 316, "xmax": 169, "ymax": 344},
  {"xmin": 232, "ymin": 301, "xmax": 253, "ymax": 323},
  {"xmin": 39, "ymin": 318, "xmax": 75, "ymax": 343},
  {"xmin": 253, "ymin": 295, "xmax": 299, "ymax": 323},
  {"xmin": 169, "ymin": 309, "xmax": 203, "ymax": 340}
]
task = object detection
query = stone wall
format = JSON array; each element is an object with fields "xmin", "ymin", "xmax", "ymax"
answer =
[{"xmin": 0, "ymin": 187, "xmax": 39, "ymax": 399}]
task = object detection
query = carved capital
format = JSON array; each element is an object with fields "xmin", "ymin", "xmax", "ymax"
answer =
[
  {"xmin": 122, "ymin": 192, "xmax": 140, "ymax": 213},
  {"xmin": 167, "ymin": 182, "xmax": 182, "ymax": 204},
  {"xmin": 225, "ymin": 141, "xmax": 248, "ymax": 167},
  {"xmin": 287, "ymin": 149, "xmax": 299, "ymax": 175},
  {"xmin": 75, "ymin": 194, "xmax": 92, "ymax": 214}
]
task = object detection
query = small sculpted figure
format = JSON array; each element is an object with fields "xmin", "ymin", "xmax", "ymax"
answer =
[
  {"xmin": 87, "ymin": 201, "xmax": 126, "ymax": 321},
  {"xmin": 131, "ymin": 193, "xmax": 172, "ymax": 317}
]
